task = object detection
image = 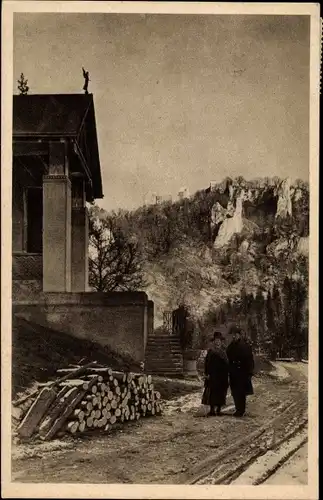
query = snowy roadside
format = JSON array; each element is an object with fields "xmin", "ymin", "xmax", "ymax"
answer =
[
  {"xmin": 231, "ymin": 428, "xmax": 308, "ymax": 485},
  {"xmin": 268, "ymin": 362, "xmax": 290, "ymax": 381}
]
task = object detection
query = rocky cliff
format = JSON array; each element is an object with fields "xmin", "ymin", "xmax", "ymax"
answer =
[{"xmin": 90, "ymin": 176, "xmax": 309, "ymax": 329}]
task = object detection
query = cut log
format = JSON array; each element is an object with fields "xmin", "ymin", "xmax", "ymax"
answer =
[
  {"xmin": 67, "ymin": 421, "xmax": 79, "ymax": 434},
  {"xmin": 104, "ymin": 423, "xmax": 110, "ymax": 432},
  {"xmin": 55, "ymin": 361, "xmax": 97, "ymax": 376},
  {"xmin": 39, "ymin": 387, "xmax": 79, "ymax": 438},
  {"xmin": 86, "ymin": 416, "xmax": 93, "ymax": 427},
  {"xmin": 77, "ymin": 411, "xmax": 85, "ymax": 422},
  {"xmin": 115, "ymin": 408, "xmax": 121, "ymax": 417},
  {"xmin": 73, "ymin": 409, "xmax": 85, "ymax": 420},
  {"xmin": 87, "ymin": 367, "xmax": 113, "ymax": 376},
  {"xmin": 80, "ymin": 401, "xmax": 92, "ymax": 412},
  {"xmin": 79, "ymin": 421, "xmax": 86, "ymax": 432},
  {"xmin": 111, "ymin": 399, "xmax": 117, "ymax": 410},
  {"xmin": 41, "ymin": 375, "xmax": 99, "ymax": 440},
  {"xmin": 13, "ymin": 388, "xmax": 40, "ymax": 407},
  {"xmin": 54, "ymin": 361, "xmax": 98, "ymax": 380},
  {"xmin": 17, "ymin": 387, "xmax": 58, "ymax": 438},
  {"xmin": 110, "ymin": 415, "xmax": 117, "ymax": 425},
  {"xmin": 111, "ymin": 371, "xmax": 126, "ymax": 383},
  {"xmin": 60, "ymin": 379, "xmax": 90, "ymax": 390},
  {"xmin": 86, "ymin": 374, "xmax": 103, "ymax": 383},
  {"xmin": 91, "ymin": 385, "xmax": 98, "ymax": 394}
]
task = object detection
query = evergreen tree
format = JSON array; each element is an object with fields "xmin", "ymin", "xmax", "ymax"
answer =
[{"xmin": 254, "ymin": 288, "xmax": 265, "ymax": 352}]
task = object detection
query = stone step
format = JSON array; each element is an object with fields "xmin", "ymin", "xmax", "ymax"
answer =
[
  {"xmin": 145, "ymin": 349, "xmax": 182, "ymax": 356},
  {"xmin": 145, "ymin": 362, "xmax": 182, "ymax": 367},
  {"xmin": 145, "ymin": 366, "xmax": 183, "ymax": 371},
  {"xmin": 146, "ymin": 341, "xmax": 181, "ymax": 346},
  {"xmin": 146, "ymin": 344, "xmax": 181, "ymax": 348},
  {"xmin": 145, "ymin": 353, "xmax": 183, "ymax": 359},
  {"xmin": 146, "ymin": 345, "xmax": 181, "ymax": 350},
  {"xmin": 145, "ymin": 358, "xmax": 183, "ymax": 365},
  {"xmin": 145, "ymin": 359, "xmax": 183, "ymax": 366},
  {"xmin": 145, "ymin": 370, "xmax": 184, "ymax": 376},
  {"xmin": 147, "ymin": 339, "xmax": 181, "ymax": 345},
  {"xmin": 146, "ymin": 368, "xmax": 183, "ymax": 373},
  {"xmin": 148, "ymin": 336, "xmax": 181, "ymax": 341}
]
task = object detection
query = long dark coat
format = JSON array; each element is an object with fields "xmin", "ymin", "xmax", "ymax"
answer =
[
  {"xmin": 202, "ymin": 349, "xmax": 229, "ymax": 407},
  {"xmin": 226, "ymin": 339, "xmax": 255, "ymax": 397}
]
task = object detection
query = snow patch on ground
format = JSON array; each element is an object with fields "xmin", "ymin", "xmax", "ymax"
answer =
[
  {"xmin": 12, "ymin": 438, "xmax": 74, "ymax": 460},
  {"xmin": 231, "ymin": 429, "xmax": 308, "ymax": 485},
  {"xmin": 269, "ymin": 362, "xmax": 290, "ymax": 381},
  {"xmin": 264, "ymin": 443, "xmax": 308, "ymax": 485}
]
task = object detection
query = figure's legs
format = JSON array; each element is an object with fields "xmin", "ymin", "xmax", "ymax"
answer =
[
  {"xmin": 216, "ymin": 406, "xmax": 222, "ymax": 415},
  {"xmin": 208, "ymin": 405, "xmax": 216, "ymax": 416},
  {"xmin": 233, "ymin": 392, "xmax": 246, "ymax": 416}
]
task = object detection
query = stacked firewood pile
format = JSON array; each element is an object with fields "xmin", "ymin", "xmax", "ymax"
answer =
[{"xmin": 13, "ymin": 361, "xmax": 162, "ymax": 441}]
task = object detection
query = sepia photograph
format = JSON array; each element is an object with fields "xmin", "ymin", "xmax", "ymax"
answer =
[{"xmin": 1, "ymin": 2, "xmax": 319, "ymax": 499}]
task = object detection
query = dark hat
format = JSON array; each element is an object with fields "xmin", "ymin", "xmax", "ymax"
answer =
[
  {"xmin": 213, "ymin": 331, "xmax": 224, "ymax": 341},
  {"xmin": 228, "ymin": 325, "xmax": 242, "ymax": 335}
]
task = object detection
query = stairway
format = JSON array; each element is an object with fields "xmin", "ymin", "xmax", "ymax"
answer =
[{"xmin": 144, "ymin": 332, "xmax": 184, "ymax": 377}]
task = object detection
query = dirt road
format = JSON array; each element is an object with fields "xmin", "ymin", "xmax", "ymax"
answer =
[
  {"xmin": 264, "ymin": 443, "xmax": 308, "ymax": 485},
  {"xmin": 12, "ymin": 363, "xmax": 307, "ymax": 484}
]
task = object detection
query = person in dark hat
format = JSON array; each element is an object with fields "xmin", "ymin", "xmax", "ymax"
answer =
[
  {"xmin": 202, "ymin": 331, "xmax": 229, "ymax": 416},
  {"xmin": 226, "ymin": 325, "xmax": 255, "ymax": 417}
]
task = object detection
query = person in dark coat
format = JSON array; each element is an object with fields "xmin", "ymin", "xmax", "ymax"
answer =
[
  {"xmin": 226, "ymin": 325, "xmax": 255, "ymax": 417},
  {"xmin": 202, "ymin": 331, "xmax": 229, "ymax": 416}
]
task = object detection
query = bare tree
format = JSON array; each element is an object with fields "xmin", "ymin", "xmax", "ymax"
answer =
[{"xmin": 88, "ymin": 207, "xmax": 145, "ymax": 292}]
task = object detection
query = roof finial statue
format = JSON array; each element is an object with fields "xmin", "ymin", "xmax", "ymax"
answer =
[
  {"xmin": 82, "ymin": 67, "xmax": 90, "ymax": 94},
  {"xmin": 17, "ymin": 73, "xmax": 29, "ymax": 95}
]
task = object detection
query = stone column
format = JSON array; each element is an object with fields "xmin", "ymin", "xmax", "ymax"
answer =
[
  {"xmin": 71, "ymin": 175, "xmax": 89, "ymax": 292},
  {"xmin": 43, "ymin": 141, "xmax": 71, "ymax": 292}
]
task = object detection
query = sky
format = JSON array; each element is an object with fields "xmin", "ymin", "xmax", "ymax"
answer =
[{"xmin": 13, "ymin": 13, "xmax": 310, "ymax": 211}]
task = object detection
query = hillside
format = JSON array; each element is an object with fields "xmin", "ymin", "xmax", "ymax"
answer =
[{"xmin": 89, "ymin": 176, "xmax": 309, "ymax": 355}]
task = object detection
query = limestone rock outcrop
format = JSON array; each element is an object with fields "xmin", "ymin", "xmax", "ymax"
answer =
[
  {"xmin": 296, "ymin": 236, "xmax": 309, "ymax": 256},
  {"xmin": 276, "ymin": 178, "xmax": 292, "ymax": 218},
  {"xmin": 213, "ymin": 193, "xmax": 244, "ymax": 248},
  {"xmin": 210, "ymin": 200, "xmax": 235, "ymax": 227}
]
